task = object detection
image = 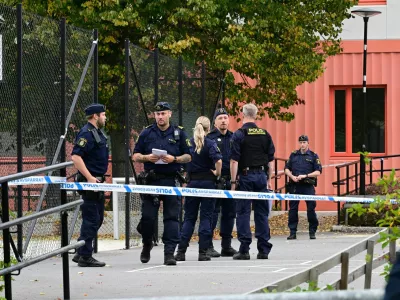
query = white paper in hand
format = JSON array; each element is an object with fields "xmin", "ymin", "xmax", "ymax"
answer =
[{"xmin": 152, "ymin": 148, "xmax": 168, "ymax": 164}]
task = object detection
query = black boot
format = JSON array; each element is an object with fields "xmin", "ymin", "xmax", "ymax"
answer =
[
  {"xmin": 198, "ymin": 249, "xmax": 211, "ymax": 261},
  {"xmin": 78, "ymin": 256, "xmax": 106, "ymax": 267},
  {"xmin": 257, "ymin": 252, "xmax": 269, "ymax": 259},
  {"xmin": 221, "ymin": 247, "xmax": 238, "ymax": 257},
  {"xmin": 207, "ymin": 245, "xmax": 221, "ymax": 258},
  {"xmin": 140, "ymin": 243, "xmax": 153, "ymax": 263},
  {"xmin": 72, "ymin": 253, "xmax": 80, "ymax": 263},
  {"xmin": 174, "ymin": 247, "xmax": 187, "ymax": 261},
  {"xmin": 309, "ymin": 232, "xmax": 316, "ymax": 240},
  {"xmin": 233, "ymin": 252, "xmax": 250, "ymax": 260},
  {"xmin": 287, "ymin": 233, "xmax": 297, "ymax": 240},
  {"xmin": 164, "ymin": 253, "xmax": 177, "ymax": 266}
]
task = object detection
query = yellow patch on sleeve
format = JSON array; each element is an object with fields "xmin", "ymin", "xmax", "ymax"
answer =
[
  {"xmin": 77, "ymin": 138, "xmax": 87, "ymax": 147},
  {"xmin": 316, "ymin": 158, "xmax": 321, "ymax": 165},
  {"xmin": 186, "ymin": 138, "xmax": 192, "ymax": 147}
]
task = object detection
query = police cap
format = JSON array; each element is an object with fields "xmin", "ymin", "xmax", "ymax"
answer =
[
  {"xmin": 85, "ymin": 103, "xmax": 106, "ymax": 116},
  {"xmin": 299, "ymin": 135, "xmax": 309, "ymax": 142},
  {"xmin": 154, "ymin": 102, "xmax": 171, "ymax": 112},
  {"xmin": 214, "ymin": 107, "xmax": 228, "ymax": 120}
]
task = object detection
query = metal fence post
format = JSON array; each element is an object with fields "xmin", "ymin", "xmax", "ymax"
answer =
[
  {"xmin": 124, "ymin": 39, "xmax": 131, "ymax": 250},
  {"xmin": 60, "ymin": 18, "xmax": 71, "ymax": 300},
  {"xmin": 337, "ymin": 167, "xmax": 341, "ymax": 225},
  {"xmin": 2, "ymin": 181, "xmax": 12, "ymax": 300},
  {"xmin": 340, "ymin": 252, "xmax": 349, "ymax": 290},
  {"xmin": 178, "ymin": 56, "xmax": 183, "ymax": 126},
  {"xmin": 360, "ymin": 152, "xmax": 366, "ymax": 195},
  {"xmin": 93, "ymin": 29, "xmax": 98, "ymax": 104},
  {"xmin": 16, "ymin": 2, "xmax": 23, "ymax": 258},
  {"xmin": 201, "ymin": 61, "xmax": 206, "ymax": 116},
  {"xmin": 364, "ymin": 240, "xmax": 374, "ymax": 289},
  {"xmin": 154, "ymin": 48, "xmax": 159, "ymax": 105}
]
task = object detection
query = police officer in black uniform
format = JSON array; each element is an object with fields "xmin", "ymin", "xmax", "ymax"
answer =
[
  {"xmin": 71, "ymin": 103, "xmax": 109, "ymax": 267},
  {"xmin": 133, "ymin": 102, "xmax": 191, "ymax": 266},
  {"xmin": 284, "ymin": 135, "xmax": 322, "ymax": 240},
  {"xmin": 174, "ymin": 116, "xmax": 222, "ymax": 261},
  {"xmin": 207, "ymin": 108, "xmax": 238, "ymax": 257},
  {"xmin": 230, "ymin": 103, "xmax": 275, "ymax": 260}
]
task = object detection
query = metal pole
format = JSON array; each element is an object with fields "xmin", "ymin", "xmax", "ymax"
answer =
[
  {"xmin": 154, "ymin": 48, "xmax": 159, "ymax": 105},
  {"xmin": 60, "ymin": 18, "xmax": 71, "ymax": 300},
  {"xmin": 129, "ymin": 56, "xmax": 149, "ymax": 125},
  {"xmin": 178, "ymin": 56, "xmax": 183, "ymax": 126},
  {"xmin": 337, "ymin": 167, "xmax": 341, "ymax": 225},
  {"xmin": 2, "ymin": 182, "xmax": 12, "ymax": 300},
  {"xmin": 221, "ymin": 72, "xmax": 226, "ymax": 108},
  {"xmin": 360, "ymin": 153, "xmax": 366, "ymax": 195},
  {"xmin": 124, "ymin": 39, "xmax": 131, "ymax": 250},
  {"xmin": 201, "ymin": 61, "xmax": 206, "ymax": 115},
  {"xmin": 93, "ymin": 29, "xmax": 98, "ymax": 104},
  {"xmin": 360, "ymin": 17, "xmax": 369, "ymax": 196},
  {"xmin": 16, "ymin": 3, "xmax": 23, "ymax": 258}
]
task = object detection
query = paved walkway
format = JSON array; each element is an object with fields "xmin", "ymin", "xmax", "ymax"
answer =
[{"xmin": 11, "ymin": 232, "xmax": 390, "ymax": 300}]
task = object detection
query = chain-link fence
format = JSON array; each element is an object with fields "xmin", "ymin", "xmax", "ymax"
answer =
[
  {"xmin": 0, "ymin": 4, "xmax": 96, "ymax": 260},
  {"xmin": 125, "ymin": 42, "xmax": 224, "ymax": 246}
]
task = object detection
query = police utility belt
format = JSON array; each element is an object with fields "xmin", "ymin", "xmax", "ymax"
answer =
[
  {"xmin": 74, "ymin": 172, "xmax": 106, "ymax": 197},
  {"xmin": 240, "ymin": 166, "xmax": 264, "ymax": 176},
  {"xmin": 138, "ymin": 169, "xmax": 187, "ymax": 185},
  {"xmin": 289, "ymin": 177, "xmax": 317, "ymax": 186}
]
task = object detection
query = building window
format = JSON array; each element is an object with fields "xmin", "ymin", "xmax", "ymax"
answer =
[{"xmin": 332, "ymin": 87, "xmax": 385, "ymax": 155}]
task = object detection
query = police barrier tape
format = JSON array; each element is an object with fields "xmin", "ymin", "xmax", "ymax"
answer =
[
  {"xmin": 58, "ymin": 181, "xmax": 395, "ymax": 204},
  {"xmin": 8, "ymin": 176, "xmax": 67, "ymax": 186}
]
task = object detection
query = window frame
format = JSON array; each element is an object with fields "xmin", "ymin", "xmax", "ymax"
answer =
[{"xmin": 330, "ymin": 85, "xmax": 387, "ymax": 158}]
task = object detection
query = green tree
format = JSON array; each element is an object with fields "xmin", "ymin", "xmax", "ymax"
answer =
[{"xmin": 3, "ymin": 0, "xmax": 357, "ymax": 174}]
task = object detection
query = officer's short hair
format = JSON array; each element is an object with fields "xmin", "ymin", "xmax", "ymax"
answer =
[{"xmin": 243, "ymin": 103, "xmax": 258, "ymax": 119}]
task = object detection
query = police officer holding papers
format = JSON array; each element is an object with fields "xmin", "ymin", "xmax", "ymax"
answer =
[{"xmin": 133, "ymin": 102, "xmax": 191, "ymax": 266}]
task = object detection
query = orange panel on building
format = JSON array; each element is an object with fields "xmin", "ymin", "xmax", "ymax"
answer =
[{"xmin": 230, "ymin": 40, "xmax": 400, "ymax": 211}]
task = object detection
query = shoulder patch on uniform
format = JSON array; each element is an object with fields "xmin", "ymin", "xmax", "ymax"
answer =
[
  {"xmin": 186, "ymin": 138, "xmax": 192, "ymax": 147},
  {"xmin": 77, "ymin": 138, "xmax": 87, "ymax": 147},
  {"xmin": 216, "ymin": 146, "xmax": 221, "ymax": 153},
  {"xmin": 292, "ymin": 150, "xmax": 297, "ymax": 153},
  {"xmin": 145, "ymin": 124, "xmax": 152, "ymax": 129},
  {"xmin": 178, "ymin": 126, "xmax": 184, "ymax": 130},
  {"xmin": 316, "ymin": 158, "xmax": 321, "ymax": 165}
]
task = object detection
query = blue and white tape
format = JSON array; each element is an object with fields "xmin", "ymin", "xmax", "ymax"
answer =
[
  {"xmin": 59, "ymin": 181, "xmax": 392, "ymax": 204},
  {"xmin": 8, "ymin": 176, "xmax": 67, "ymax": 186}
]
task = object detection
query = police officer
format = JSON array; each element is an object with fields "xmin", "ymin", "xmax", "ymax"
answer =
[
  {"xmin": 284, "ymin": 135, "xmax": 322, "ymax": 240},
  {"xmin": 133, "ymin": 102, "xmax": 191, "ymax": 266},
  {"xmin": 230, "ymin": 103, "xmax": 275, "ymax": 260},
  {"xmin": 207, "ymin": 108, "xmax": 238, "ymax": 257},
  {"xmin": 174, "ymin": 116, "xmax": 222, "ymax": 261},
  {"xmin": 71, "ymin": 103, "xmax": 109, "ymax": 267}
]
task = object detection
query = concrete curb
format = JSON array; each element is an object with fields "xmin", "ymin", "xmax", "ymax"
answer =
[{"xmin": 331, "ymin": 225, "xmax": 384, "ymax": 234}]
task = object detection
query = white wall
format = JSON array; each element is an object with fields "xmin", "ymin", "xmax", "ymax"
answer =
[{"xmin": 340, "ymin": 0, "xmax": 400, "ymax": 40}]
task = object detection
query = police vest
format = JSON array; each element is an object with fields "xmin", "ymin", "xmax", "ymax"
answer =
[{"xmin": 238, "ymin": 127, "xmax": 270, "ymax": 169}]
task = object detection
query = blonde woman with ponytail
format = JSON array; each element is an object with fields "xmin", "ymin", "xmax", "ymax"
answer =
[{"xmin": 174, "ymin": 116, "xmax": 222, "ymax": 262}]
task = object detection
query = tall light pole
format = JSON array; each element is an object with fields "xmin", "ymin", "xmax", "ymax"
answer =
[{"xmin": 351, "ymin": 8, "xmax": 381, "ymax": 195}]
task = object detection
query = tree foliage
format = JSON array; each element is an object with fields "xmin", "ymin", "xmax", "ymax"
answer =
[{"xmin": 5, "ymin": 0, "xmax": 357, "ymax": 121}]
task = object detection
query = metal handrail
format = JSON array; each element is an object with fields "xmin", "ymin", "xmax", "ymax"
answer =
[
  {"xmin": 0, "ymin": 200, "xmax": 83, "ymax": 230},
  {"xmin": 248, "ymin": 229, "xmax": 395, "ymax": 294},
  {"xmin": 0, "ymin": 161, "xmax": 73, "ymax": 184}
]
